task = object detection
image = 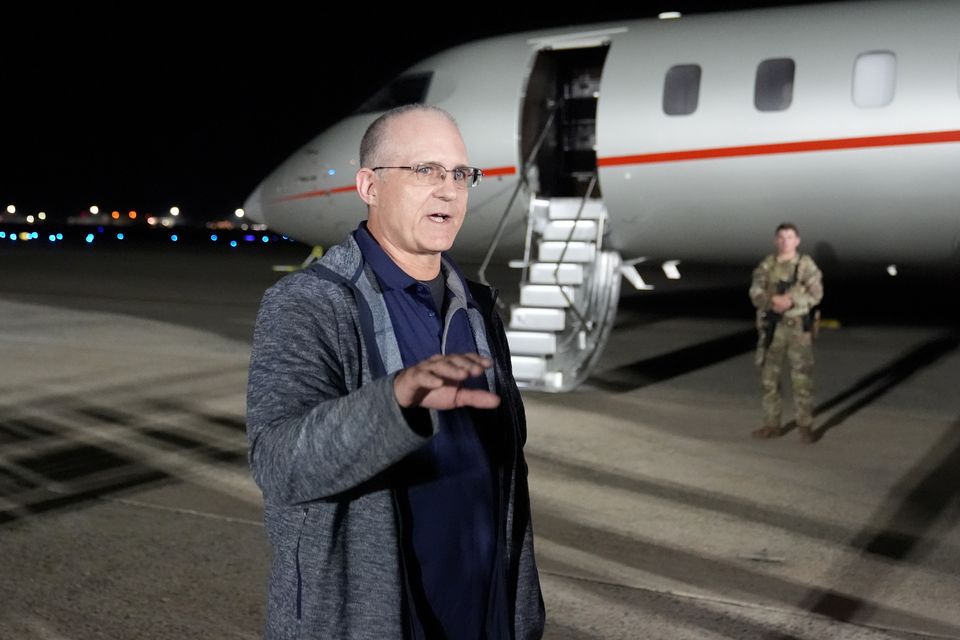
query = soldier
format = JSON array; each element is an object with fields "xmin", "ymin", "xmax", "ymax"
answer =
[{"xmin": 749, "ymin": 223, "xmax": 823, "ymax": 443}]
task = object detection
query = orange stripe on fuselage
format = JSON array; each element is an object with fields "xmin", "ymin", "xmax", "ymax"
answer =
[
  {"xmin": 598, "ymin": 129, "xmax": 960, "ymax": 167},
  {"xmin": 272, "ymin": 132, "xmax": 960, "ymax": 203}
]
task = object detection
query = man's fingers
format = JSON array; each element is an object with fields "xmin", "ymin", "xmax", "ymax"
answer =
[
  {"xmin": 395, "ymin": 353, "xmax": 496, "ymax": 409},
  {"xmin": 424, "ymin": 354, "xmax": 492, "ymax": 380},
  {"xmin": 454, "ymin": 388, "xmax": 501, "ymax": 409},
  {"xmin": 425, "ymin": 359, "xmax": 474, "ymax": 380}
]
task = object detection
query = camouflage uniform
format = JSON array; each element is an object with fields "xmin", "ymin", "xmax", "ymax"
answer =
[{"xmin": 749, "ymin": 254, "xmax": 823, "ymax": 431}]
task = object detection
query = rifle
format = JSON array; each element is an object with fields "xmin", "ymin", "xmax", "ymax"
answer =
[{"xmin": 758, "ymin": 258, "xmax": 817, "ymax": 364}]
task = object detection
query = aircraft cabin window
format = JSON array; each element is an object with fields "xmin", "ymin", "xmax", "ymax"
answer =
[
  {"xmin": 355, "ymin": 72, "xmax": 433, "ymax": 114},
  {"xmin": 663, "ymin": 64, "xmax": 701, "ymax": 115},
  {"xmin": 852, "ymin": 52, "xmax": 896, "ymax": 108},
  {"xmin": 755, "ymin": 58, "xmax": 795, "ymax": 112}
]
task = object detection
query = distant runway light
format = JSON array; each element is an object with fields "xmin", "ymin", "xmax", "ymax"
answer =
[
  {"xmin": 887, "ymin": 264, "xmax": 898, "ymax": 276},
  {"xmin": 56, "ymin": 233, "xmax": 63, "ymax": 240},
  {"xmin": 262, "ymin": 235, "xmax": 269, "ymax": 243},
  {"xmin": 658, "ymin": 11, "xmax": 682, "ymax": 19},
  {"xmin": 147, "ymin": 217, "xmax": 157, "ymax": 226},
  {"xmin": 85, "ymin": 233, "xmax": 94, "ymax": 243},
  {"xmin": 235, "ymin": 208, "xmax": 245, "ymax": 218},
  {"xmin": 171, "ymin": 234, "xmax": 179, "ymax": 242},
  {"xmin": 26, "ymin": 215, "xmax": 35, "ymax": 224},
  {"xmin": 244, "ymin": 234, "xmax": 255, "ymax": 242},
  {"xmin": 210, "ymin": 234, "xmax": 218, "ymax": 242},
  {"xmin": 170, "ymin": 206, "xmax": 180, "ymax": 216},
  {"xmin": 97, "ymin": 226, "xmax": 104, "ymax": 233},
  {"xmin": 128, "ymin": 211, "xmax": 137, "ymax": 220},
  {"xmin": 230, "ymin": 240, "xmax": 238, "ymax": 248},
  {"xmin": 90, "ymin": 205, "xmax": 99, "ymax": 214},
  {"xmin": 48, "ymin": 234, "xmax": 56, "ymax": 242},
  {"xmin": 31, "ymin": 232, "xmax": 38, "ymax": 239},
  {"xmin": 38, "ymin": 212, "xmax": 47, "ymax": 220},
  {"xmin": 5, "ymin": 205, "xmax": 15, "ymax": 214},
  {"xmin": 0, "ymin": 232, "xmax": 5, "ymax": 238},
  {"xmin": 117, "ymin": 233, "xmax": 125, "ymax": 240},
  {"xmin": 111, "ymin": 211, "xmax": 120, "ymax": 220}
]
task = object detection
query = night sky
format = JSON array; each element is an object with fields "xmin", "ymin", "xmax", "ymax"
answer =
[{"xmin": 1, "ymin": 1, "xmax": 844, "ymax": 223}]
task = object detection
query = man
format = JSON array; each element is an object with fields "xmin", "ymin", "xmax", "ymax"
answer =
[
  {"xmin": 246, "ymin": 104, "xmax": 545, "ymax": 639},
  {"xmin": 748, "ymin": 223, "xmax": 823, "ymax": 443}
]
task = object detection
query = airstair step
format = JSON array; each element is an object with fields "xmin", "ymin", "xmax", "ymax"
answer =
[
  {"xmin": 542, "ymin": 220, "xmax": 598, "ymax": 241},
  {"xmin": 520, "ymin": 284, "xmax": 576, "ymax": 308},
  {"xmin": 548, "ymin": 198, "xmax": 606, "ymax": 220},
  {"xmin": 528, "ymin": 263, "xmax": 583, "ymax": 285},
  {"xmin": 538, "ymin": 241, "xmax": 595, "ymax": 263},
  {"xmin": 510, "ymin": 356, "xmax": 547, "ymax": 381},
  {"xmin": 506, "ymin": 331, "xmax": 557, "ymax": 356},
  {"xmin": 510, "ymin": 307, "xmax": 566, "ymax": 331}
]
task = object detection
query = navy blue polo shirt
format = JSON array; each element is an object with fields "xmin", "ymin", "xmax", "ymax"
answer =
[{"xmin": 354, "ymin": 224, "xmax": 497, "ymax": 639}]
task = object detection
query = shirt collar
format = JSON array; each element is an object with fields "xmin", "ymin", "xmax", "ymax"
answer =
[
  {"xmin": 353, "ymin": 222, "xmax": 417, "ymax": 292},
  {"xmin": 353, "ymin": 221, "xmax": 476, "ymax": 309}
]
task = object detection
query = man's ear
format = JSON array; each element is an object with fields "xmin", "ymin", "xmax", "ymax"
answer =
[{"xmin": 356, "ymin": 168, "xmax": 378, "ymax": 206}]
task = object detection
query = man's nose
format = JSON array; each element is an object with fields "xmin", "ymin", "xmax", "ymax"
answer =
[{"xmin": 433, "ymin": 172, "xmax": 459, "ymax": 199}]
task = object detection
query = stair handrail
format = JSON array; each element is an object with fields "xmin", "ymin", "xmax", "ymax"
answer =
[{"xmin": 477, "ymin": 101, "xmax": 562, "ymax": 289}]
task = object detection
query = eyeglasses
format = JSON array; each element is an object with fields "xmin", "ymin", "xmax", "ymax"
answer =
[{"xmin": 371, "ymin": 162, "xmax": 483, "ymax": 189}]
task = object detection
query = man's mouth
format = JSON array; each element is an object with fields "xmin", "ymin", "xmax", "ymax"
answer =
[{"xmin": 428, "ymin": 213, "xmax": 451, "ymax": 223}]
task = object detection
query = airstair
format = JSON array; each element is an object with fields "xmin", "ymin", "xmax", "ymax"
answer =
[{"xmin": 503, "ymin": 194, "xmax": 621, "ymax": 391}]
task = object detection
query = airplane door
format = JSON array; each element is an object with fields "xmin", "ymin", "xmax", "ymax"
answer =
[
  {"xmin": 520, "ymin": 45, "xmax": 610, "ymax": 199},
  {"xmin": 509, "ymin": 42, "xmax": 622, "ymax": 392}
]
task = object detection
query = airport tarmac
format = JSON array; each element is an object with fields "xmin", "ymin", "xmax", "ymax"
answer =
[{"xmin": 1, "ymin": 243, "xmax": 957, "ymax": 639}]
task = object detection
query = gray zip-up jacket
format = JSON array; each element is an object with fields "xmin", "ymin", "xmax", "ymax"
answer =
[{"xmin": 246, "ymin": 234, "xmax": 545, "ymax": 639}]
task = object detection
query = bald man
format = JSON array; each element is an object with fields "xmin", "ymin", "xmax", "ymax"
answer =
[{"xmin": 247, "ymin": 104, "xmax": 544, "ymax": 640}]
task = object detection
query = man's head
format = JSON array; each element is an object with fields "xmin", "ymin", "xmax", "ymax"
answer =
[
  {"xmin": 774, "ymin": 222, "xmax": 801, "ymax": 259},
  {"xmin": 355, "ymin": 105, "xmax": 473, "ymax": 276}
]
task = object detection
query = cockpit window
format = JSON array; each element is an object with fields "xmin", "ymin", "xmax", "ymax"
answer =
[{"xmin": 355, "ymin": 73, "xmax": 433, "ymax": 114}]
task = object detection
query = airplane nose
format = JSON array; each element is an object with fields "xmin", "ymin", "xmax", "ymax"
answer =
[{"xmin": 243, "ymin": 184, "xmax": 265, "ymax": 224}]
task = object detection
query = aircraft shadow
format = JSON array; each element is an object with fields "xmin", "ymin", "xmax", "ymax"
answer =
[
  {"xmin": 0, "ymin": 387, "xmax": 248, "ymax": 527},
  {"xmin": 588, "ymin": 328, "xmax": 756, "ymax": 392},
  {"xmin": 534, "ymin": 506, "xmax": 958, "ymax": 638},
  {"xmin": 780, "ymin": 331, "xmax": 960, "ymax": 441},
  {"xmin": 773, "ymin": 418, "xmax": 960, "ymax": 636}
]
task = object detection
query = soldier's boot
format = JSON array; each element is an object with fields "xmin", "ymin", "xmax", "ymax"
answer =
[
  {"xmin": 797, "ymin": 426, "xmax": 816, "ymax": 444},
  {"xmin": 751, "ymin": 425, "xmax": 781, "ymax": 439}
]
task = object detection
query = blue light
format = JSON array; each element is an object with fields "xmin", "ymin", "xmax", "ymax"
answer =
[
  {"xmin": 210, "ymin": 234, "xmax": 218, "ymax": 242},
  {"xmin": 261, "ymin": 235, "xmax": 269, "ymax": 243},
  {"xmin": 117, "ymin": 233, "xmax": 125, "ymax": 240},
  {"xmin": 85, "ymin": 233, "xmax": 94, "ymax": 243},
  {"xmin": 10, "ymin": 235, "xmax": 16, "ymax": 242},
  {"xmin": 48, "ymin": 234, "xmax": 57, "ymax": 242},
  {"xmin": 171, "ymin": 234, "xmax": 179, "ymax": 242},
  {"xmin": 56, "ymin": 233, "xmax": 63, "ymax": 240},
  {"xmin": 31, "ymin": 232, "xmax": 38, "ymax": 239},
  {"xmin": 0, "ymin": 232, "xmax": 5, "ymax": 239},
  {"xmin": 327, "ymin": 168, "xmax": 336, "ymax": 176},
  {"xmin": 230, "ymin": 240, "xmax": 238, "ymax": 248},
  {"xmin": 97, "ymin": 226, "xmax": 104, "ymax": 233},
  {"xmin": 244, "ymin": 234, "xmax": 255, "ymax": 242}
]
